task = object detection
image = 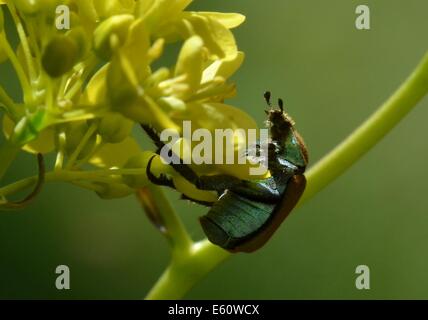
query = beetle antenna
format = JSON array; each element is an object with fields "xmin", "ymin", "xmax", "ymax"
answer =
[
  {"xmin": 264, "ymin": 91, "xmax": 272, "ymax": 107},
  {"xmin": 278, "ymin": 98, "xmax": 284, "ymax": 112}
]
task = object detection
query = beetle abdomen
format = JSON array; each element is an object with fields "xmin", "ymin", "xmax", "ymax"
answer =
[
  {"xmin": 200, "ymin": 191, "xmax": 275, "ymax": 251},
  {"xmin": 200, "ymin": 174, "xmax": 306, "ymax": 253}
]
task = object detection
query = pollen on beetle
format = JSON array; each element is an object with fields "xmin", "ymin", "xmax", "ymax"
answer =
[{"xmin": 264, "ymin": 120, "xmax": 273, "ymax": 128}]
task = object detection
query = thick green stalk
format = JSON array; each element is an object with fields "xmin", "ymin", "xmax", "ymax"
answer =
[
  {"xmin": 142, "ymin": 185, "xmax": 193, "ymax": 252},
  {"xmin": 146, "ymin": 239, "xmax": 229, "ymax": 300},
  {"xmin": 145, "ymin": 51, "xmax": 428, "ymax": 300},
  {"xmin": 301, "ymin": 51, "xmax": 428, "ymax": 203}
]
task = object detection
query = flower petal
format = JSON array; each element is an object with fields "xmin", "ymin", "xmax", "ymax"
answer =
[
  {"xmin": 202, "ymin": 51, "xmax": 245, "ymax": 83},
  {"xmin": 92, "ymin": 0, "xmax": 136, "ymax": 20},
  {"xmin": 184, "ymin": 11, "xmax": 245, "ymax": 29},
  {"xmin": 2, "ymin": 115, "xmax": 55, "ymax": 154},
  {"xmin": 171, "ymin": 35, "xmax": 205, "ymax": 100},
  {"xmin": 89, "ymin": 136, "xmax": 142, "ymax": 168},
  {"xmin": 82, "ymin": 64, "xmax": 109, "ymax": 105},
  {"xmin": 138, "ymin": 0, "xmax": 192, "ymax": 30},
  {"xmin": 160, "ymin": 13, "xmax": 238, "ymax": 60}
]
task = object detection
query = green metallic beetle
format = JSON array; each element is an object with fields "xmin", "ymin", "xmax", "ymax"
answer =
[{"xmin": 142, "ymin": 92, "xmax": 308, "ymax": 253}]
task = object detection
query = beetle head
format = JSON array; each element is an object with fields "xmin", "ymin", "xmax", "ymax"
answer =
[{"xmin": 264, "ymin": 92, "xmax": 295, "ymax": 143}]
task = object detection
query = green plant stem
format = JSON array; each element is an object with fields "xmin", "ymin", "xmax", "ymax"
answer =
[
  {"xmin": 0, "ymin": 85, "xmax": 20, "ymax": 120},
  {"xmin": 138, "ymin": 186, "xmax": 220, "ymax": 299},
  {"xmin": 0, "ymin": 171, "xmax": 83, "ymax": 197},
  {"xmin": 26, "ymin": 20, "xmax": 42, "ymax": 63},
  {"xmin": 143, "ymin": 186, "xmax": 193, "ymax": 252},
  {"xmin": 0, "ymin": 168, "xmax": 147, "ymax": 198},
  {"xmin": 0, "ymin": 85, "xmax": 15, "ymax": 110},
  {"xmin": 54, "ymin": 130, "xmax": 66, "ymax": 170},
  {"xmin": 301, "ymin": 51, "xmax": 428, "ymax": 203},
  {"xmin": 6, "ymin": 1, "xmax": 37, "ymax": 82},
  {"xmin": 0, "ymin": 34, "xmax": 31, "ymax": 101},
  {"xmin": 65, "ymin": 123, "xmax": 98, "ymax": 170},
  {"xmin": 145, "ymin": 51, "xmax": 428, "ymax": 300},
  {"xmin": 0, "ymin": 167, "xmax": 171, "ymax": 198},
  {"xmin": 146, "ymin": 239, "xmax": 229, "ymax": 300}
]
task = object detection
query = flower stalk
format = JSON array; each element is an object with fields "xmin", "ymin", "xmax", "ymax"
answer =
[{"xmin": 302, "ymin": 51, "xmax": 428, "ymax": 203}]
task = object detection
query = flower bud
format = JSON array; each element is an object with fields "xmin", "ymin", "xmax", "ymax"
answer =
[
  {"xmin": 173, "ymin": 36, "xmax": 205, "ymax": 99},
  {"xmin": 72, "ymin": 0, "xmax": 98, "ymax": 25},
  {"xmin": 106, "ymin": 51, "xmax": 140, "ymax": 112},
  {"xmin": 42, "ymin": 35, "xmax": 79, "ymax": 77},
  {"xmin": 64, "ymin": 121, "xmax": 97, "ymax": 160},
  {"xmin": 92, "ymin": 0, "xmax": 135, "ymax": 20},
  {"xmin": 93, "ymin": 14, "xmax": 134, "ymax": 61},
  {"xmin": 14, "ymin": 0, "xmax": 40, "ymax": 16},
  {"xmin": 65, "ymin": 27, "xmax": 90, "ymax": 61},
  {"xmin": 95, "ymin": 181, "xmax": 134, "ymax": 199},
  {"xmin": 122, "ymin": 151, "xmax": 155, "ymax": 189},
  {"xmin": 14, "ymin": 0, "xmax": 62, "ymax": 16},
  {"xmin": 97, "ymin": 113, "xmax": 134, "ymax": 143}
]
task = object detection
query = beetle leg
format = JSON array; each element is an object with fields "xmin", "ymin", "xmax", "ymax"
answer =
[
  {"xmin": 146, "ymin": 155, "xmax": 175, "ymax": 189},
  {"xmin": 180, "ymin": 194, "xmax": 214, "ymax": 207},
  {"xmin": 141, "ymin": 124, "xmax": 164, "ymax": 152},
  {"xmin": 141, "ymin": 124, "xmax": 202, "ymax": 184},
  {"xmin": 162, "ymin": 153, "xmax": 242, "ymax": 192},
  {"xmin": 195, "ymin": 174, "xmax": 242, "ymax": 192},
  {"xmin": 141, "ymin": 123, "xmax": 242, "ymax": 192},
  {"xmin": 167, "ymin": 159, "xmax": 242, "ymax": 192}
]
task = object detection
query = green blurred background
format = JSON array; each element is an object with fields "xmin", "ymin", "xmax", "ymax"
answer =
[{"xmin": 1, "ymin": 0, "xmax": 428, "ymax": 299}]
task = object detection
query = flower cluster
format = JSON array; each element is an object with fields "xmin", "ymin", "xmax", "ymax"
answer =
[{"xmin": 0, "ymin": 0, "xmax": 258, "ymax": 202}]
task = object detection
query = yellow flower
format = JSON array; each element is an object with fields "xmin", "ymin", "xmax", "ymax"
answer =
[{"xmin": 0, "ymin": 0, "xmax": 258, "ymax": 201}]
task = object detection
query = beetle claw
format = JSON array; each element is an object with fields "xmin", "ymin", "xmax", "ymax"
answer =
[{"xmin": 146, "ymin": 155, "xmax": 175, "ymax": 188}]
